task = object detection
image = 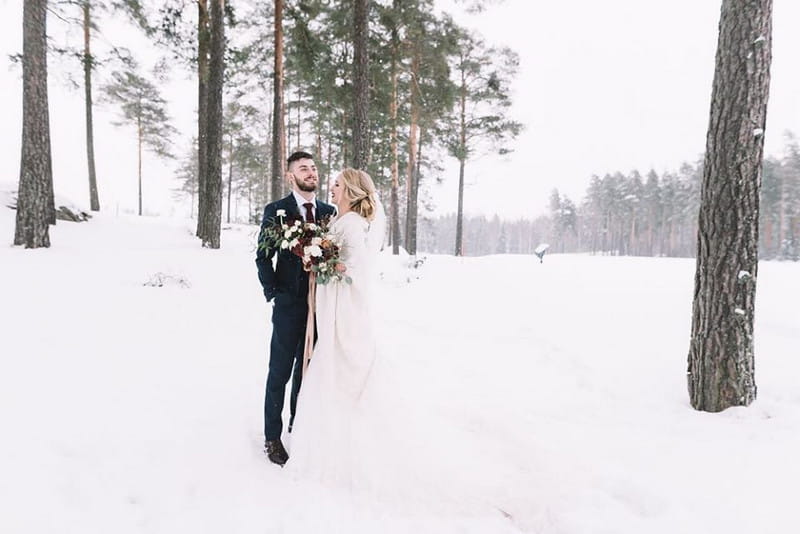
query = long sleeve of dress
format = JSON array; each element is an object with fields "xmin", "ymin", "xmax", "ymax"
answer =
[{"xmin": 336, "ymin": 212, "xmax": 371, "ymax": 287}]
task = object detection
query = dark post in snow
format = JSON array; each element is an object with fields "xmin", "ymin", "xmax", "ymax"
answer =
[
  {"xmin": 14, "ymin": 0, "xmax": 52, "ymax": 248},
  {"xmin": 687, "ymin": 0, "xmax": 773, "ymax": 412}
]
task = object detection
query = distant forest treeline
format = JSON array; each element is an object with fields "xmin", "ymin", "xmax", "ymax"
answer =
[{"xmin": 420, "ymin": 133, "xmax": 800, "ymax": 260}]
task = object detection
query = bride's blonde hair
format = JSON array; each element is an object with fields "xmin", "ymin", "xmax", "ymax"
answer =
[{"xmin": 339, "ymin": 168, "xmax": 378, "ymax": 221}]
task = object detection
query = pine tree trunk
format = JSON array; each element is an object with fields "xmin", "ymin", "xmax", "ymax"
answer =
[
  {"xmin": 286, "ymin": 101, "xmax": 292, "ymax": 155},
  {"xmin": 137, "ymin": 116, "xmax": 143, "ymax": 216},
  {"xmin": 271, "ymin": 0, "xmax": 285, "ymax": 203},
  {"xmin": 315, "ymin": 130, "xmax": 325, "ymax": 199},
  {"xmin": 406, "ymin": 125, "xmax": 422, "ymax": 256},
  {"xmin": 341, "ymin": 110, "xmax": 348, "ymax": 169},
  {"xmin": 196, "ymin": 0, "xmax": 210, "ymax": 237},
  {"xmin": 227, "ymin": 132, "xmax": 233, "ymax": 224},
  {"xmin": 763, "ymin": 216, "xmax": 773, "ymax": 256},
  {"xmin": 326, "ymin": 125, "xmax": 333, "ymax": 195},
  {"xmin": 325, "ymin": 123, "xmax": 333, "ymax": 200},
  {"xmin": 629, "ymin": 217, "xmax": 636, "ymax": 255},
  {"xmin": 405, "ymin": 48, "xmax": 420, "ymax": 255},
  {"xmin": 296, "ymin": 87, "xmax": 301, "ymax": 148},
  {"xmin": 14, "ymin": 0, "xmax": 51, "ymax": 248},
  {"xmin": 352, "ymin": 0, "xmax": 369, "ymax": 169},
  {"xmin": 247, "ymin": 183, "xmax": 252, "ymax": 223},
  {"xmin": 455, "ymin": 74, "xmax": 467, "ymax": 257},
  {"xmin": 202, "ymin": 0, "xmax": 225, "ymax": 248},
  {"xmin": 688, "ymin": 0, "xmax": 772, "ymax": 412},
  {"xmin": 389, "ymin": 42, "xmax": 400, "ymax": 255},
  {"xmin": 778, "ymin": 171, "xmax": 785, "ymax": 252},
  {"xmin": 83, "ymin": 1, "xmax": 99, "ymax": 212},
  {"xmin": 455, "ymin": 158, "xmax": 466, "ymax": 256}
]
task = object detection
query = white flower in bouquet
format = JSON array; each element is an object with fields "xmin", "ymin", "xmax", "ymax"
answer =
[
  {"xmin": 308, "ymin": 223, "xmax": 318, "ymax": 231},
  {"xmin": 282, "ymin": 224, "xmax": 289, "ymax": 230},
  {"xmin": 276, "ymin": 209, "xmax": 286, "ymax": 217},
  {"xmin": 311, "ymin": 237, "xmax": 322, "ymax": 246},
  {"xmin": 294, "ymin": 220, "xmax": 301, "ymax": 227},
  {"xmin": 305, "ymin": 245, "xmax": 323, "ymax": 258},
  {"xmin": 289, "ymin": 238, "xmax": 299, "ymax": 248},
  {"xmin": 280, "ymin": 240, "xmax": 290, "ymax": 249}
]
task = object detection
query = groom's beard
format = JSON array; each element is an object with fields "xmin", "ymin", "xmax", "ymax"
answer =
[{"xmin": 294, "ymin": 177, "xmax": 317, "ymax": 193}]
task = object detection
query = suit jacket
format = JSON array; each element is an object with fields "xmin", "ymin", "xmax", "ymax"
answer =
[{"xmin": 255, "ymin": 194, "xmax": 337, "ymax": 302}]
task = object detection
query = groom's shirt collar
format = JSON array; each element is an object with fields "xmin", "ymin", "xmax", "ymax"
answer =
[{"xmin": 291, "ymin": 190, "xmax": 317, "ymax": 218}]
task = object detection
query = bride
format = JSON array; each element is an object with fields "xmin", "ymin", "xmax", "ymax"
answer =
[
  {"xmin": 283, "ymin": 170, "xmax": 512, "ymax": 529},
  {"xmin": 287, "ymin": 167, "xmax": 385, "ymax": 489}
]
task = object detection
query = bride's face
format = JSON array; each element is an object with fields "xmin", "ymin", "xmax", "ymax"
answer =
[{"xmin": 330, "ymin": 175, "xmax": 351, "ymax": 209}]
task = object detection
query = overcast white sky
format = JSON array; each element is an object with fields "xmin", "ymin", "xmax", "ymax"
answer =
[{"xmin": 1, "ymin": 0, "xmax": 799, "ymax": 220}]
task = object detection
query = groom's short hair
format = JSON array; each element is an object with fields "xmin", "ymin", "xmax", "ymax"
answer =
[{"xmin": 287, "ymin": 151, "xmax": 314, "ymax": 168}]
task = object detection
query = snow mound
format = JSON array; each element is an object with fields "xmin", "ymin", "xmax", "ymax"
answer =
[{"xmin": 0, "ymin": 181, "xmax": 91, "ymax": 222}]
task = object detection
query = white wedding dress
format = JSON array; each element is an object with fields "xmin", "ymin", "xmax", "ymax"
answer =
[
  {"xmin": 287, "ymin": 210, "xmax": 382, "ymax": 490},
  {"xmin": 283, "ymin": 210, "xmax": 502, "ymax": 530}
]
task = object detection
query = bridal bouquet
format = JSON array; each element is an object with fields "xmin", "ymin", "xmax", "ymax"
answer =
[{"xmin": 260, "ymin": 209, "xmax": 351, "ymax": 285}]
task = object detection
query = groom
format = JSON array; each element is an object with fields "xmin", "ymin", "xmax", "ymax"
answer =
[{"xmin": 256, "ymin": 150, "xmax": 336, "ymax": 466}]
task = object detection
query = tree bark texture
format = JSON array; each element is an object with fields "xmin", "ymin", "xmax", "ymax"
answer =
[
  {"xmin": 296, "ymin": 87, "xmax": 302, "ymax": 148},
  {"xmin": 137, "ymin": 116, "xmax": 143, "ymax": 216},
  {"xmin": 315, "ymin": 130, "xmax": 325, "ymax": 199},
  {"xmin": 15, "ymin": 0, "xmax": 52, "ymax": 248},
  {"xmin": 271, "ymin": 0, "xmax": 285, "ymax": 202},
  {"xmin": 688, "ymin": 0, "xmax": 772, "ymax": 412},
  {"xmin": 196, "ymin": 0, "xmax": 210, "ymax": 237},
  {"xmin": 227, "ymin": 131, "xmax": 233, "ymax": 224},
  {"xmin": 83, "ymin": 1, "xmax": 99, "ymax": 211},
  {"xmin": 201, "ymin": 0, "xmax": 225, "ymax": 248},
  {"xmin": 455, "ymin": 72, "xmax": 467, "ymax": 257},
  {"xmin": 405, "ymin": 49, "xmax": 421, "ymax": 255},
  {"xmin": 351, "ymin": 0, "xmax": 369, "ymax": 169},
  {"xmin": 455, "ymin": 160, "xmax": 466, "ymax": 256},
  {"xmin": 389, "ymin": 42, "xmax": 400, "ymax": 255}
]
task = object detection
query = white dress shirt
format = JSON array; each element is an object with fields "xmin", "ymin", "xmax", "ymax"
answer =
[{"xmin": 292, "ymin": 190, "xmax": 316, "ymax": 220}]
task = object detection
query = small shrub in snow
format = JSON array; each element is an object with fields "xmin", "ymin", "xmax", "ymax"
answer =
[{"xmin": 143, "ymin": 272, "xmax": 191, "ymax": 288}]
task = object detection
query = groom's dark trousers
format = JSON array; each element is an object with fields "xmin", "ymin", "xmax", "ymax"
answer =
[
  {"xmin": 256, "ymin": 194, "xmax": 335, "ymax": 441},
  {"xmin": 264, "ymin": 293, "xmax": 307, "ymax": 440}
]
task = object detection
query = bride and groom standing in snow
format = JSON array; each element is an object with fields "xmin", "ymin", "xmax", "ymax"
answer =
[{"xmin": 255, "ymin": 150, "xmax": 385, "ymax": 478}]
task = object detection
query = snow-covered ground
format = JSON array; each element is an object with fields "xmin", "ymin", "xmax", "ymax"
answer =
[{"xmin": 1, "ymin": 202, "xmax": 799, "ymax": 534}]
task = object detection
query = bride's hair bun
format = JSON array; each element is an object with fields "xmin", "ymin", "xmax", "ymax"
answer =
[{"xmin": 339, "ymin": 168, "xmax": 377, "ymax": 221}]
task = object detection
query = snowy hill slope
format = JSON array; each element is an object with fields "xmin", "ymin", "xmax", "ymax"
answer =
[{"xmin": 1, "ymin": 205, "xmax": 799, "ymax": 533}]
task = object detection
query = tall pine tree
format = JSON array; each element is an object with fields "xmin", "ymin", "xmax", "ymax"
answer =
[
  {"xmin": 15, "ymin": 0, "xmax": 53, "ymax": 248},
  {"xmin": 687, "ymin": 0, "xmax": 772, "ymax": 412}
]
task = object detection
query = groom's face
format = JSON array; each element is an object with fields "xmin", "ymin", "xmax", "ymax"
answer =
[{"xmin": 289, "ymin": 158, "xmax": 318, "ymax": 193}]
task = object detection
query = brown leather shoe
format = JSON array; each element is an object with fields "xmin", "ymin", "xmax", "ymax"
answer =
[{"xmin": 264, "ymin": 439, "xmax": 289, "ymax": 466}]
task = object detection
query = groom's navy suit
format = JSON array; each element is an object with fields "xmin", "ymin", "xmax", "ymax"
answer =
[{"xmin": 256, "ymin": 193, "xmax": 336, "ymax": 441}]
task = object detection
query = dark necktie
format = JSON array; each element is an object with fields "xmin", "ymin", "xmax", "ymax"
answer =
[{"xmin": 303, "ymin": 202, "xmax": 314, "ymax": 222}]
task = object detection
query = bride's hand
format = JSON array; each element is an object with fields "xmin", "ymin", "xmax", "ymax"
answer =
[{"xmin": 335, "ymin": 263, "xmax": 347, "ymax": 273}]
